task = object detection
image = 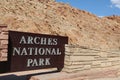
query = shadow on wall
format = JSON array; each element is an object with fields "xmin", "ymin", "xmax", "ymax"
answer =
[
  {"xmin": 0, "ymin": 61, "xmax": 8, "ymax": 73},
  {"xmin": 0, "ymin": 69, "xmax": 59, "ymax": 80},
  {"xmin": 0, "ymin": 75, "xmax": 26, "ymax": 80}
]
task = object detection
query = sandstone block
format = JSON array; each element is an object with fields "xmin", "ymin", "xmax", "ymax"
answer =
[
  {"xmin": 63, "ymin": 67, "xmax": 85, "ymax": 73},
  {"xmin": 2, "ymin": 27, "xmax": 8, "ymax": 32},
  {"xmin": 64, "ymin": 61, "xmax": 72, "ymax": 66},
  {"xmin": 101, "ymin": 62, "xmax": 112, "ymax": 67},
  {"xmin": 65, "ymin": 52, "xmax": 72, "ymax": 55},
  {"xmin": 94, "ymin": 56, "xmax": 107, "ymax": 61},
  {"xmin": 64, "ymin": 64, "xmax": 84, "ymax": 69},
  {"xmin": 65, "ymin": 46, "xmax": 71, "ymax": 52},
  {"xmin": 1, "ymin": 49, "xmax": 8, "ymax": 53},
  {"xmin": 0, "ymin": 29, "xmax": 1, "ymax": 33},
  {"xmin": 0, "ymin": 50, "xmax": 1, "ymax": 56},
  {"xmin": 1, "ymin": 53, "xmax": 7, "ymax": 57},
  {"xmin": 0, "ymin": 44, "xmax": 8, "ymax": 49},
  {"xmin": 1, "ymin": 40, "xmax": 8, "ymax": 45},
  {"xmin": 0, "ymin": 57, "xmax": 7, "ymax": 61},
  {"xmin": 64, "ymin": 55, "xmax": 70, "ymax": 61},
  {"xmin": 70, "ymin": 61, "xmax": 92, "ymax": 65},
  {"xmin": 91, "ymin": 64, "xmax": 101, "ymax": 68},
  {"xmin": 63, "ymin": 65, "xmax": 92, "ymax": 73},
  {"xmin": 111, "ymin": 61, "xmax": 120, "ymax": 66},
  {"xmin": 108, "ymin": 57, "xmax": 120, "ymax": 61},
  {"xmin": 1, "ymin": 50, "xmax": 7, "ymax": 57},
  {"xmin": 0, "ymin": 35, "xmax": 8, "ymax": 40},
  {"xmin": 69, "ymin": 56, "xmax": 95, "ymax": 61},
  {"xmin": 65, "ymin": 47, "xmax": 99, "ymax": 56},
  {"xmin": 84, "ymin": 65, "xmax": 91, "ymax": 69},
  {"xmin": 99, "ymin": 52, "xmax": 107, "ymax": 57},
  {"xmin": 92, "ymin": 61, "xmax": 102, "ymax": 65},
  {"xmin": 1, "ymin": 31, "xmax": 8, "ymax": 35},
  {"xmin": 69, "ymin": 52, "xmax": 99, "ymax": 56}
]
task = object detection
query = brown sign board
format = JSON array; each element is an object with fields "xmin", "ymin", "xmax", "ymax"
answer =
[{"xmin": 8, "ymin": 31, "xmax": 68, "ymax": 72}]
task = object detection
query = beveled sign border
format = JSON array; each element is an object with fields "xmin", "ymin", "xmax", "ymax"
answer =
[{"xmin": 8, "ymin": 31, "xmax": 68, "ymax": 72}]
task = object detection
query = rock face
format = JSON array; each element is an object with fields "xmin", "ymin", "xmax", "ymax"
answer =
[
  {"xmin": 38, "ymin": 0, "xmax": 55, "ymax": 3},
  {"xmin": 0, "ymin": 0, "xmax": 120, "ymax": 50},
  {"xmin": 106, "ymin": 15, "xmax": 120, "ymax": 24}
]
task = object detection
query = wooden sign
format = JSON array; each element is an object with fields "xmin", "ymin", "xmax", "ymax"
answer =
[{"xmin": 8, "ymin": 31, "xmax": 68, "ymax": 72}]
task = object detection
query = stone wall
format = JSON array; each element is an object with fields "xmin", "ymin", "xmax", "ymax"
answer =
[
  {"xmin": 0, "ymin": 25, "xmax": 8, "ymax": 61},
  {"xmin": 64, "ymin": 45, "xmax": 120, "ymax": 73}
]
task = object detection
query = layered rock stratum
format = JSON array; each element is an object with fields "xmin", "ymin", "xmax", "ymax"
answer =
[{"xmin": 0, "ymin": 0, "xmax": 120, "ymax": 50}]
